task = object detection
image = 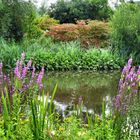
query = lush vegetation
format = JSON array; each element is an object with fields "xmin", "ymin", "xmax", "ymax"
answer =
[
  {"xmin": 48, "ymin": 0, "xmax": 113, "ymax": 23},
  {"xmin": 0, "ymin": 0, "xmax": 36, "ymax": 41},
  {"xmin": 0, "ymin": 0, "xmax": 140, "ymax": 139},
  {"xmin": 0, "ymin": 57, "xmax": 139, "ymax": 140},
  {"xmin": 110, "ymin": 3, "xmax": 140, "ymax": 64},
  {"xmin": 0, "ymin": 38, "xmax": 123, "ymax": 71}
]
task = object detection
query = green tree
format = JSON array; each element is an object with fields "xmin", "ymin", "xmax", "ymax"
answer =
[
  {"xmin": 110, "ymin": 3, "xmax": 140, "ymax": 64},
  {"xmin": 48, "ymin": 0, "xmax": 113, "ymax": 23},
  {"xmin": 0, "ymin": 0, "xmax": 36, "ymax": 41}
]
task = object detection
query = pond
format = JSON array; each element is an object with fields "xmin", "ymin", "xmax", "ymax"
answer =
[{"xmin": 44, "ymin": 71, "xmax": 120, "ymax": 115}]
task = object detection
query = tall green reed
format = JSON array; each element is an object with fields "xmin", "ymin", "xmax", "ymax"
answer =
[{"xmin": 29, "ymin": 85, "xmax": 57, "ymax": 140}]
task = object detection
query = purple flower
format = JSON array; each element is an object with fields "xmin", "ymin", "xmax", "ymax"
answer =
[
  {"xmin": 14, "ymin": 60, "xmax": 21, "ymax": 79},
  {"xmin": 21, "ymin": 52, "xmax": 25, "ymax": 61},
  {"xmin": 114, "ymin": 58, "xmax": 140, "ymax": 114},
  {"xmin": 27, "ymin": 60, "xmax": 32, "ymax": 68},
  {"xmin": 31, "ymin": 67, "xmax": 36, "ymax": 79},
  {"xmin": 22, "ymin": 66, "xmax": 28, "ymax": 79},
  {"xmin": 37, "ymin": 67, "xmax": 44, "ymax": 88},
  {"xmin": 128, "ymin": 58, "xmax": 132, "ymax": 66}
]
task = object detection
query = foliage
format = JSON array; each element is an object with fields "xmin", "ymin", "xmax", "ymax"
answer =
[
  {"xmin": 34, "ymin": 15, "xmax": 59, "ymax": 31},
  {"xmin": 0, "ymin": 57, "xmax": 116, "ymax": 139},
  {"xmin": 0, "ymin": 57, "xmax": 139, "ymax": 139},
  {"xmin": 0, "ymin": 38, "xmax": 123, "ymax": 71},
  {"xmin": 113, "ymin": 58, "xmax": 140, "ymax": 140},
  {"xmin": 0, "ymin": 1, "xmax": 36, "ymax": 41},
  {"xmin": 48, "ymin": 0, "xmax": 113, "ymax": 23},
  {"xmin": 47, "ymin": 20, "xmax": 110, "ymax": 48},
  {"xmin": 110, "ymin": 3, "xmax": 140, "ymax": 64}
]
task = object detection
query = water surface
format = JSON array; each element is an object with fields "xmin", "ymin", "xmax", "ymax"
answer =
[{"xmin": 45, "ymin": 71, "xmax": 120, "ymax": 115}]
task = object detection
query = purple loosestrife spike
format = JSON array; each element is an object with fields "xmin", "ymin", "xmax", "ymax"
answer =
[
  {"xmin": 122, "ymin": 66, "xmax": 127, "ymax": 75},
  {"xmin": 114, "ymin": 95, "xmax": 121, "ymax": 111},
  {"xmin": 27, "ymin": 60, "xmax": 32, "ymax": 68},
  {"xmin": 21, "ymin": 52, "xmax": 25, "ymax": 61},
  {"xmin": 137, "ymin": 66, "xmax": 140, "ymax": 75},
  {"xmin": 114, "ymin": 58, "xmax": 140, "ymax": 114},
  {"xmin": 14, "ymin": 60, "xmax": 21, "ymax": 79},
  {"xmin": 0, "ymin": 63, "xmax": 3, "ymax": 76},
  {"xmin": 127, "ymin": 58, "xmax": 132, "ymax": 70},
  {"xmin": 19, "ymin": 53, "xmax": 25, "ymax": 72},
  {"xmin": 128, "ymin": 58, "xmax": 132, "ymax": 65},
  {"xmin": 32, "ymin": 67, "xmax": 36, "ymax": 79},
  {"xmin": 37, "ymin": 67, "xmax": 44, "ymax": 88},
  {"xmin": 131, "ymin": 82, "xmax": 136, "ymax": 87},
  {"xmin": 22, "ymin": 66, "xmax": 28, "ymax": 79}
]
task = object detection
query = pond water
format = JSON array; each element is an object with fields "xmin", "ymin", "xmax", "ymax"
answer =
[{"xmin": 44, "ymin": 71, "xmax": 120, "ymax": 115}]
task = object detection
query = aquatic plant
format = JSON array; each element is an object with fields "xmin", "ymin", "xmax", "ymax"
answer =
[
  {"xmin": 114, "ymin": 58, "xmax": 140, "ymax": 114},
  {"xmin": 0, "ymin": 38, "xmax": 124, "ymax": 71},
  {"xmin": 0, "ymin": 53, "xmax": 45, "ymax": 95},
  {"xmin": 113, "ymin": 58, "xmax": 140, "ymax": 140}
]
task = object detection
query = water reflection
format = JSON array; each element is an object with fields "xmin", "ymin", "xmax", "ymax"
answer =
[{"xmin": 44, "ymin": 71, "xmax": 120, "ymax": 115}]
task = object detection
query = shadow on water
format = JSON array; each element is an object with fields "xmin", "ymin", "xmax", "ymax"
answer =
[{"xmin": 44, "ymin": 71, "xmax": 121, "ymax": 115}]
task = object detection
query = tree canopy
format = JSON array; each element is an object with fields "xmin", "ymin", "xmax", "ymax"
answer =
[
  {"xmin": 0, "ymin": 0, "xmax": 36, "ymax": 41},
  {"xmin": 48, "ymin": 0, "xmax": 113, "ymax": 23}
]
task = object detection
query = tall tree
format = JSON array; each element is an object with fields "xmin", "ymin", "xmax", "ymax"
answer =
[
  {"xmin": 0, "ymin": 0, "xmax": 36, "ymax": 41},
  {"xmin": 48, "ymin": 0, "xmax": 113, "ymax": 23}
]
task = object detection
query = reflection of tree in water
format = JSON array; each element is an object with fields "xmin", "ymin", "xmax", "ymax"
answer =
[{"xmin": 45, "ymin": 71, "xmax": 120, "ymax": 115}]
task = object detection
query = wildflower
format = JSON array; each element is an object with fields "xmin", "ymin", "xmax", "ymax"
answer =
[
  {"xmin": 31, "ymin": 67, "xmax": 36, "ymax": 79},
  {"xmin": 50, "ymin": 130, "xmax": 55, "ymax": 136},
  {"xmin": 27, "ymin": 59, "xmax": 32, "ymax": 68},
  {"xmin": 14, "ymin": 60, "xmax": 21, "ymax": 79},
  {"xmin": 114, "ymin": 58, "xmax": 139, "ymax": 114},
  {"xmin": 37, "ymin": 67, "xmax": 44, "ymax": 88},
  {"xmin": 77, "ymin": 131, "xmax": 86, "ymax": 136},
  {"xmin": 21, "ymin": 52, "xmax": 25, "ymax": 61},
  {"xmin": 22, "ymin": 66, "xmax": 28, "ymax": 79}
]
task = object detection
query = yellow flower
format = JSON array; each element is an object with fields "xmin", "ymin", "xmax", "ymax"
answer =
[
  {"xmin": 77, "ymin": 131, "xmax": 86, "ymax": 136},
  {"xmin": 59, "ymin": 127, "xmax": 64, "ymax": 131}
]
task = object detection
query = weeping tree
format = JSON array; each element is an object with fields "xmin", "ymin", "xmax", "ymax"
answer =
[{"xmin": 0, "ymin": 0, "xmax": 36, "ymax": 41}]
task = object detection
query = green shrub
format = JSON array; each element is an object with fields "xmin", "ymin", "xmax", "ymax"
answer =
[
  {"xmin": 110, "ymin": 3, "xmax": 140, "ymax": 64},
  {"xmin": 34, "ymin": 15, "xmax": 59, "ymax": 31}
]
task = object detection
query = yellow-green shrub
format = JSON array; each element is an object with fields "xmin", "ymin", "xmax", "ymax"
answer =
[
  {"xmin": 26, "ymin": 25, "xmax": 44, "ymax": 39},
  {"xmin": 34, "ymin": 15, "xmax": 59, "ymax": 30}
]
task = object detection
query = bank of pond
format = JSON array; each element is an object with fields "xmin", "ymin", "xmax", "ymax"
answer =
[{"xmin": 0, "ymin": 55, "xmax": 139, "ymax": 140}]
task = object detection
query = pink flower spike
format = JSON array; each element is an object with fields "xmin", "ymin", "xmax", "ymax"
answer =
[
  {"xmin": 22, "ymin": 66, "xmax": 28, "ymax": 79},
  {"xmin": 21, "ymin": 52, "xmax": 25, "ymax": 61},
  {"xmin": 32, "ymin": 67, "xmax": 36, "ymax": 79},
  {"xmin": 14, "ymin": 60, "xmax": 21, "ymax": 79},
  {"xmin": 37, "ymin": 67, "xmax": 44, "ymax": 88},
  {"xmin": 27, "ymin": 60, "xmax": 32, "ymax": 68}
]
